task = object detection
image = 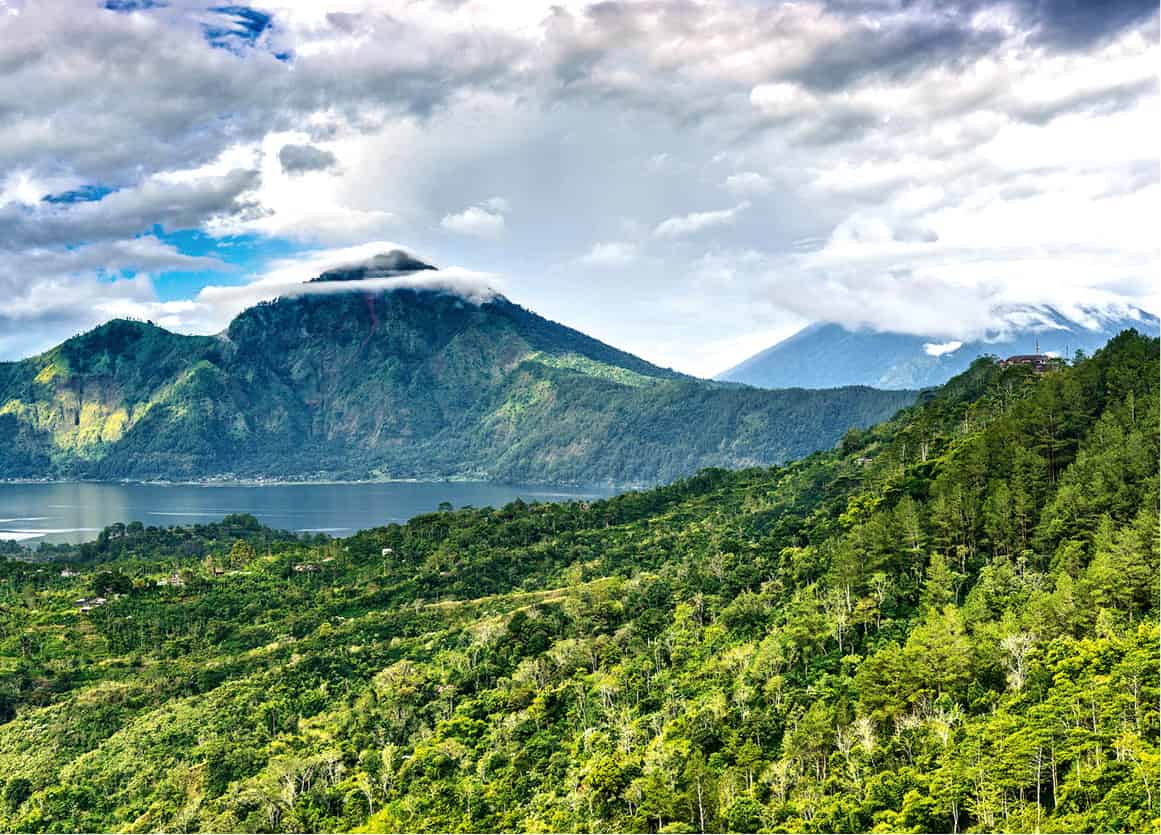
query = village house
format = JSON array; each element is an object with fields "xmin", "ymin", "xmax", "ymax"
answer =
[
  {"xmin": 157, "ymin": 571, "xmax": 185, "ymax": 588},
  {"xmin": 997, "ymin": 338, "xmax": 1063, "ymax": 373},
  {"xmin": 75, "ymin": 596, "xmax": 108, "ymax": 613},
  {"xmin": 998, "ymin": 354, "xmax": 1054, "ymax": 372}
]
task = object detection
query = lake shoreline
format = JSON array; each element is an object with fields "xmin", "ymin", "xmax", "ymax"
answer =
[
  {"xmin": 0, "ymin": 480, "xmax": 621, "ymax": 546},
  {"xmin": 0, "ymin": 475, "xmax": 639, "ymax": 491}
]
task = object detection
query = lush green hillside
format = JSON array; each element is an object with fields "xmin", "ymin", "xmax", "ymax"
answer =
[
  {"xmin": 0, "ymin": 330, "xmax": 1156, "ymax": 833},
  {"xmin": 0, "ymin": 284, "xmax": 912, "ymax": 485}
]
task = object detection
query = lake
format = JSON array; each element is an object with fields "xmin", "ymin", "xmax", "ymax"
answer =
[{"xmin": 0, "ymin": 481, "xmax": 619, "ymax": 545}]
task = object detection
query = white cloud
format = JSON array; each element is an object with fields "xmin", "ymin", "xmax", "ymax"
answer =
[
  {"xmin": 653, "ymin": 202, "xmax": 751, "ymax": 239},
  {"xmin": 0, "ymin": 0, "xmax": 1157, "ymax": 373},
  {"xmin": 441, "ymin": 203, "xmax": 507, "ymax": 239},
  {"xmin": 924, "ymin": 340, "xmax": 964, "ymax": 356},
  {"xmin": 579, "ymin": 241, "xmax": 638, "ymax": 266},
  {"xmin": 173, "ymin": 243, "xmax": 501, "ymax": 337},
  {"xmin": 198, "ymin": 263, "xmax": 499, "ymax": 313},
  {"xmin": 749, "ymin": 82, "xmax": 817, "ymax": 117},
  {"xmin": 481, "ymin": 196, "xmax": 510, "ymax": 213},
  {"xmin": 5, "ymin": 236, "xmax": 227, "ymax": 279},
  {"xmin": 724, "ymin": 172, "xmax": 772, "ymax": 195},
  {"xmin": 0, "ymin": 234, "xmax": 231, "ymax": 357},
  {"xmin": 0, "ymin": 169, "xmax": 261, "ymax": 249}
]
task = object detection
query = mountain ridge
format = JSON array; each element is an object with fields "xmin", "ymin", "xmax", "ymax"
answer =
[
  {"xmin": 0, "ymin": 263, "xmax": 912, "ymax": 486},
  {"xmin": 719, "ymin": 304, "xmax": 1160, "ymax": 390}
]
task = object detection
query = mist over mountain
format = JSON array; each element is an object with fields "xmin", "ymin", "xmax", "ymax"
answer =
[
  {"xmin": 0, "ymin": 255, "xmax": 913, "ymax": 486},
  {"xmin": 719, "ymin": 305, "xmax": 1160, "ymax": 390}
]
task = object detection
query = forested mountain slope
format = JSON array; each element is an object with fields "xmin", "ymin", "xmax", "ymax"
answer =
[
  {"xmin": 0, "ymin": 330, "xmax": 1156, "ymax": 833},
  {"xmin": 0, "ymin": 277, "xmax": 911, "ymax": 485}
]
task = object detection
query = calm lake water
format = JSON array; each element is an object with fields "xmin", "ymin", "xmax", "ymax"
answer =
[{"xmin": 0, "ymin": 481, "xmax": 618, "ymax": 545}]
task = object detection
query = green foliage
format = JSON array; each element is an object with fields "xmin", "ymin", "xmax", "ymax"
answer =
[
  {"xmin": 0, "ymin": 291, "xmax": 912, "ymax": 485},
  {"xmin": 89, "ymin": 570, "xmax": 131, "ymax": 596},
  {"xmin": 0, "ymin": 330, "xmax": 1156, "ymax": 833}
]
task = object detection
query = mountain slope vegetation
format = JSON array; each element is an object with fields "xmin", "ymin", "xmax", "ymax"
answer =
[
  {"xmin": 0, "ymin": 330, "xmax": 1156, "ymax": 833},
  {"xmin": 0, "ymin": 282, "xmax": 912, "ymax": 485}
]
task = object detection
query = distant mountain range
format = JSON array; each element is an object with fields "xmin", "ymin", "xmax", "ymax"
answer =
[
  {"xmin": 718, "ymin": 306, "xmax": 1160, "ymax": 390},
  {"xmin": 0, "ymin": 252, "xmax": 913, "ymax": 486}
]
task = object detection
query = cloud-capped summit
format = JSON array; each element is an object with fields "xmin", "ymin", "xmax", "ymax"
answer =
[{"xmin": 312, "ymin": 250, "xmax": 437, "ymax": 282}]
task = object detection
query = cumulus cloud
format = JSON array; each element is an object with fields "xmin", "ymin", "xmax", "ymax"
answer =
[
  {"xmin": 0, "ymin": 232, "xmax": 232, "ymax": 357},
  {"xmin": 579, "ymin": 241, "xmax": 638, "ymax": 266},
  {"xmin": 654, "ymin": 203, "xmax": 751, "ymax": 239},
  {"xmin": 0, "ymin": 273, "xmax": 161, "ymax": 359},
  {"xmin": 924, "ymin": 340, "xmax": 964, "ymax": 356},
  {"xmin": 441, "ymin": 201, "xmax": 508, "ymax": 238},
  {"xmin": 0, "ymin": 169, "xmax": 260, "ymax": 249},
  {"xmin": 4, "ymin": 237, "xmax": 226, "ymax": 279}
]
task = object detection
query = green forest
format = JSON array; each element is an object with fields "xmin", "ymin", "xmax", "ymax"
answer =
[
  {"xmin": 0, "ymin": 331, "xmax": 1157, "ymax": 833},
  {"xmin": 0, "ymin": 289, "xmax": 911, "ymax": 486}
]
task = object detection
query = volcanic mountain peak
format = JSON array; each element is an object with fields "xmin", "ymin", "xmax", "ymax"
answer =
[
  {"xmin": 311, "ymin": 249, "xmax": 437, "ymax": 282},
  {"xmin": 0, "ymin": 271, "xmax": 912, "ymax": 485}
]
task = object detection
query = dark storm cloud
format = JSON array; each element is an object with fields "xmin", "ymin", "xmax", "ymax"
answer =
[
  {"xmin": 278, "ymin": 144, "xmax": 338, "ymax": 175},
  {"xmin": 1004, "ymin": 0, "xmax": 1158, "ymax": 49},
  {"xmin": 791, "ymin": 15, "xmax": 1006, "ymax": 92},
  {"xmin": 823, "ymin": 0, "xmax": 1160, "ymax": 50}
]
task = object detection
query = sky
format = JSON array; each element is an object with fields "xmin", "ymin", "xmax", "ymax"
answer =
[{"xmin": 0, "ymin": 0, "xmax": 1157, "ymax": 377}]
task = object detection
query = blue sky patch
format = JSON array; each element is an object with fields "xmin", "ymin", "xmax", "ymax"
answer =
[
  {"xmin": 43, "ymin": 185, "xmax": 115, "ymax": 204},
  {"xmin": 103, "ymin": 0, "xmax": 167, "ymax": 11},
  {"xmin": 153, "ymin": 228, "xmax": 304, "ymax": 301},
  {"xmin": 204, "ymin": 6, "xmax": 274, "ymax": 52}
]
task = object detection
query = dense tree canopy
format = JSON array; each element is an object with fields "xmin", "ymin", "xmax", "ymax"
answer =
[{"xmin": 0, "ymin": 330, "xmax": 1156, "ymax": 833}]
